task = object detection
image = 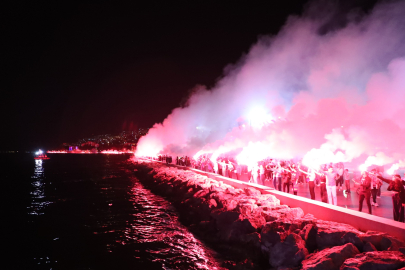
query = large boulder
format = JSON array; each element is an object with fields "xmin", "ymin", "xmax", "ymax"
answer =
[
  {"xmin": 315, "ymin": 220, "xmax": 361, "ymax": 249},
  {"xmin": 340, "ymin": 231, "xmax": 363, "ymax": 251},
  {"xmin": 303, "ymin": 223, "xmax": 318, "ymax": 253},
  {"xmin": 273, "ymin": 207, "xmax": 304, "ymax": 219},
  {"xmin": 363, "ymin": 242, "xmax": 377, "ymax": 252},
  {"xmin": 238, "ymin": 203, "xmax": 259, "ymax": 216},
  {"xmin": 269, "ymin": 233, "xmax": 309, "ymax": 268},
  {"xmin": 301, "ymin": 243, "xmax": 359, "ymax": 270},
  {"xmin": 238, "ymin": 232, "xmax": 261, "ymax": 250},
  {"xmin": 261, "ymin": 210, "xmax": 282, "ymax": 222},
  {"xmin": 210, "ymin": 191, "xmax": 234, "ymax": 209},
  {"xmin": 341, "ymin": 251, "xmax": 405, "ymax": 270},
  {"xmin": 359, "ymin": 231, "xmax": 386, "ymax": 250},
  {"xmin": 244, "ymin": 187, "xmax": 261, "ymax": 196},
  {"xmin": 380, "ymin": 235, "xmax": 405, "ymax": 251},
  {"xmin": 210, "ymin": 210, "xmax": 241, "ymax": 232},
  {"xmin": 230, "ymin": 218, "xmax": 261, "ymax": 235}
]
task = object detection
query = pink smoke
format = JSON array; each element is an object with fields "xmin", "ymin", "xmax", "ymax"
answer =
[{"xmin": 136, "ymin": 1, "xmax": 405, "ymax": 172}]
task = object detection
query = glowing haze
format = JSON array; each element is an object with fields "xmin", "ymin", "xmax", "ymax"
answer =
[{"xmin": 136, "ymin": 1, "xmax": 405, "ymax": 172}]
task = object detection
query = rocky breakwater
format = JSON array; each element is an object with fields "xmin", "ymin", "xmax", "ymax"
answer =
[{"xmin": 132, "ymin": 160, "xmax": 405, "ymax": 270}]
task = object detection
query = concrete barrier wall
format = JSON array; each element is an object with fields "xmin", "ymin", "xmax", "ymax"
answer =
[{"xmin": 153, "ymin": 162, "xmax": 405, "ymax": 242}]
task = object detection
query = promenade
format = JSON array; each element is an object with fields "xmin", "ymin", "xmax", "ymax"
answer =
[{"xmin": 258, "ymin": 179, "xmax": 394, "ymax": 220}]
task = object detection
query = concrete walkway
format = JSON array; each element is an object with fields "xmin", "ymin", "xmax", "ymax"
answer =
[{"xmin": 257, "ymin": 180, "xmax": 395, "ymax": 220}]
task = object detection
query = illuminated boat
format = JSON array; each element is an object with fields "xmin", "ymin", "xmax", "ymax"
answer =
[{"xmin": 34, "ymin": 149, "xmax": 50, "ymax": 160}]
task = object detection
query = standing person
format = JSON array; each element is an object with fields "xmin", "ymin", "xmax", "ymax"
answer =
[
  {"xmin": 378, "ymin": 174, "xmax": 405, "ymax": 222},
  {"xmin": 299, "ymin": 166, "xmax": 317, "ymax": 200},
  {"xmin": 343, "ymin": 169, "xmax": 351, "ymax": 194},
  {"xmin": 236, "ymin": 163, "xmax": 242, "ymax": 180},
  {"xmin": 251, "ymin": 163, "xmax": 259, "ymax": 184},
  {"xmin": 336, "ymin": 163, "xmax": 344, "ymax": 191},
  {"xmin": 293, "ymin": 164, "xmax": 301, "ymax": 186},
  {"xmin": 319, "ymin": 171, "xmax": 328, "ymax": 203},
  {"xmin": 325, "ymin": 167, "xmax": 338, "ymax": 206},
  {"xmin": 282, "ymin": 168, "xmax": 292, "ymax": 193},
  {"xmin": 289, "ymin": 164, "xmax": 298, "ymax": 191},
  {"xmin": 213, "ymin": 160, "xmax": 218, "ymax": 175},
  {"xmin": 358, "ymin": 171, "xmax": 372, "ymax": 214},
  {"xmin": 247, "ymin": 164, "xmax": 252, "ymax": 183},
  {"xmin": 259, "ymin": 162, "xmax": 266, "ymax": 185},
  {"xmin": 370, "ymin": 170, "xmax": 382, "ymax": 206},
  {"xmin": 273, "ymin": 162, "xmax": 283, "ymax": 191},
  {"xmin": 207, "ymin": 160, "xmax": 213, "ymax": 173},
  {"xmin": 218, "ymin": 159, "xmax": 223, "ymax": 176}
]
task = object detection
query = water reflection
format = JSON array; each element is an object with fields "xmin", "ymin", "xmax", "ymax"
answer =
[
  {"xmin": 122, "ymin": 181, "xmax": 223, "ymax": 269},
  {"xmin": 28, "ymin": 159, "xmax": 51, "ymax": 215}
]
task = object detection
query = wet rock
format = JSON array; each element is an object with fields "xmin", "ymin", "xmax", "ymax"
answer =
[
  {"xmin": 341, "ymin": 251, "xmax": 405, "ymax": 270},
  {"xmin": 261, "ymin": 226, "xmax": 287, "ymax": 251},
  {"xmin": 238, "ymin": 232, "xmax": 261, "ymax": 250},
  {"xmin": 301, "ymin": 243, "xmax": 359, "ymax": 270},
  {"xmin": 244, "ymin": 187, "xmax": 261, "ymax": 196},
  {"xmin": 380, "ymin": 235, "xmax": 405, "ymax": 251},
  {"xmin": 208, "ymin": 198, "xmax": 218, "ymax": 208},
  {"xmin": 303, "ymin": 223, "xmax": 318, "ymax": 252},
  {"xmin": 135, "ymin": 162, "xmax": 405, "ymax": 270},
  {"xmin": 210, "ymin": 192, "xmax": 233, "ymax": 209},
  {"xmin": 273, "ymin": 207, "xmax": 304, "ymax": 219},
  {"xmin": 340, "ymin": 232, "xmax": 363, "ymax": 251},
  {"xmin": 256, "ymin": 194, "xmax": 280, "ymax": 204},
  {"xmin": 211, "ymin": 210, "xmax": 241, "ymax": 232},
  {"xmin": 230, "ymin": 218, "xmax": 260, "ymax": 236},
  {"xmin": 225, "ymin": 199, "xmax": 239, "ymax": 211},
  {"xmin": 363, "ymin": 242, "xmax": 377, "ymax": 252},
  {"xmin": 262, "ymin": 210, "xmax": 281, "ymax": 222},
  {"xmin": 359, "ymin": 231, "xmax": 386, "ymax": 250},
  {"xmin": 193, "ymin": 189, "xmax": 210, "ymax": 199},
  {"xmin": 315, "ymin": 220, "xmax": 360, "ymax": 249},
  {"xmin": 269, "ymin": 233, "xmax": 308, "ymax": 268},
  {"xmin": 238, "ymin": 203, "xmax": 258, "ymax": 216}
]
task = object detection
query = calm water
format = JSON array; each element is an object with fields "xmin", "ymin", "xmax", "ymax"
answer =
[{"xmin": 4, "ymin": 153, "xmax": 225, "ymax": 270}]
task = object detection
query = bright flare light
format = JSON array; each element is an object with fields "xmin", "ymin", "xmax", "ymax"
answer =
[
  {"xmin": 358, "ymin": 164, "xmax": 368, "ymax": 172},
  {"xmin": 302, "ymin": 148, "xmax": 345, "ymax": 169},
  {"xmin": 247, "ymin": 107, "xmax": 272, "ymax": 128},
  {"xmin": 236, "ymin": 141, "xmax": 271, "ymax": 167},
  {"xmin": 387, "ymin": 163, "xmax": 399, "ymax": 175}
]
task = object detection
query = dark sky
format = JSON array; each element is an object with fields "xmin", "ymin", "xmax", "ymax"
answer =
[{"xmin": 1, "ymin": 0, "xmax": 377, "ymax": 151}]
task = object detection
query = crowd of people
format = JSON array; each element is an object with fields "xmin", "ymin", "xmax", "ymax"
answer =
[{"xmin": 155, "ymin": 154, "xmax": 405, "ymax": 222}]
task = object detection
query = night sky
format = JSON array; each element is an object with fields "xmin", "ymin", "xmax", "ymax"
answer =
[{"xmin": 2, "ymin": 0, "xmax": 376, "ymax": 151}]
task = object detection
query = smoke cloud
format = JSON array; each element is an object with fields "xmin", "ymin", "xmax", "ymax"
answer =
[{"xmin": 136, "ymin": 1, "xmax": 405, "ymax": 170}]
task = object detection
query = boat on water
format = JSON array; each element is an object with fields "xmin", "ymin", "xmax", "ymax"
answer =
[{"xmin": 34, "ymin": 149, "xmax": 50, "ymax": 160}]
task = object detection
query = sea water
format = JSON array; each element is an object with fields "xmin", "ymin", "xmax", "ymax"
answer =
[{"xmin": 3, "ymin": 153, "xmax": 225, "ymax": 269}]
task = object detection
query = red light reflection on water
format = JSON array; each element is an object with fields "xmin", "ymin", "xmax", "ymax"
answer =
[{"xmin": 115, "ymin": 181, "xmax": 225, "ymax": 269}]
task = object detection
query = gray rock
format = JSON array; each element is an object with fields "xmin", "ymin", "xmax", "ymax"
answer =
[
  {"xmin": 315, "ymin": 220, "xmax": 360, "ymax": 249},
  {"xmin": 269, "ymin": 233, "xmax": 309, "ymax": 268},
  {"xmin": 359, "ymin": 231, "xmax": 386, "ymax": 250},
  {"xmin": 301, "ymin": 243, "xmax": 359, "ymax": 270},
  {"xmin": 341, "ymin": 251, "xmax": 405, "ymax": 270},
  {"xmin": 210, "ymin": 210, "xmax": 241, "ymax": 232},
  {"xmin": 261, "ymin": 223, "xmax": 287, "ymax": 249},
  {"xmin": 363, "ymin": 242, "xmax": 377, "ymax": 252},
  {"xmin": 340, "ymin": 232, "xmax": 363, "ymax": 251},
  {"xmin": 380, "ymin": 235, "xmax": 405, "ymax": 251},
  {"xmin": 303, "ymin": 223, "xmax": 318, "ymax": 252}
]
